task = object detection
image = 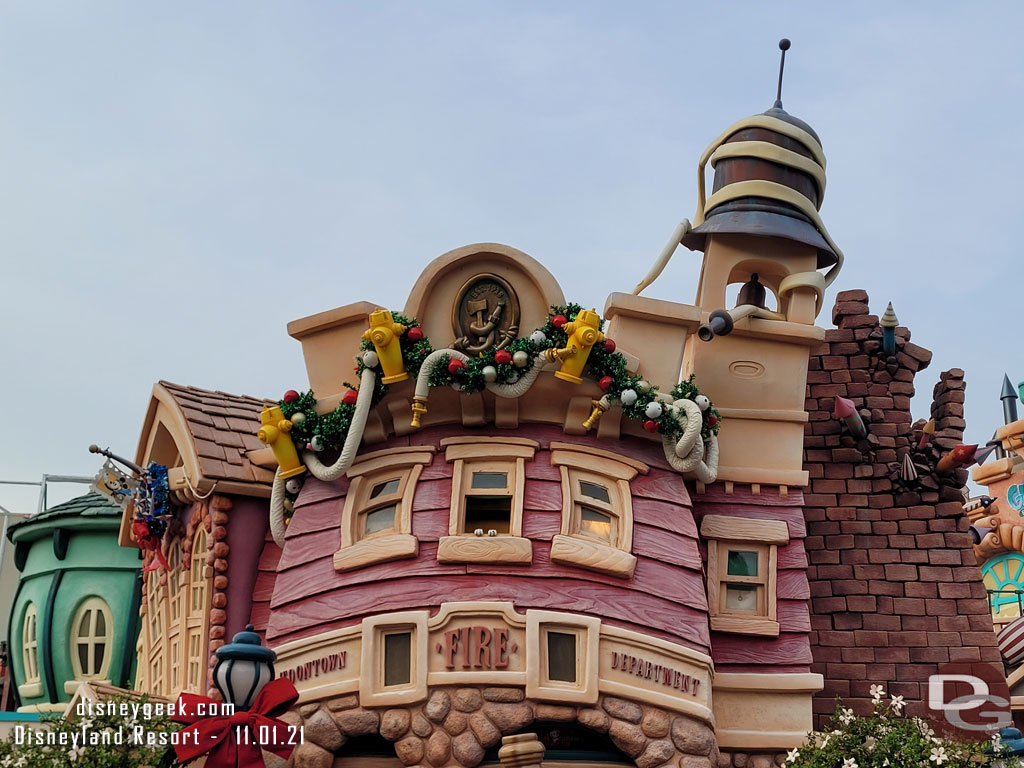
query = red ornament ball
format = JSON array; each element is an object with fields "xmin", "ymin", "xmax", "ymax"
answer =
[
  {"xmin": 342, "ymin": 389, "xmax": 358, "ymax": 405},
  {"xmin": 407, "ymin": 326, "xmax": 424, "ymax": 342},
  {"xmin": 643, "ymin": 419, "xmax": 660, "ymax": 433},
  {"xmin": 603, "ymin": 339, "xmax": 616, "ymax": 353},
  {"xmin": 598, "ymin": 375, "xmax": 614, "ymax": 392},
  {"xmin": 494, "ymin": 349, "xmax": 512, "ymax": 365},
  {"xmin": 552, "ymin": 314, "xmax": 567, "ymax": 328},
  {"xmin": 448, "ymin": 359, "xmax": 466, "ymax": 375},
  {"xmin": 707, "ymin": 415, "xmax": 718, "ymax": 428},
  {"xmin": 283, "ymin": 390, "xmax": 300, "ymax": 404}
]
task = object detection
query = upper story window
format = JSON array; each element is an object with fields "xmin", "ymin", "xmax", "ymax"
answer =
[
  {"xmin": 548, "ymin": 443, "xmax": 648, "ymax": 579},
  {"xmin": 71, "ymin": 597, "xmax": 114, "ymax": 681},
  {"xmin": 333, "ymin": 447, "xmax": 434, "ymax": 572},
  {"xmin": 22, "ymin": 604, "xmax": 39, "ymax": 684},
  {"xmin": 189, "ymin": 526, "xmax": 208, "ymax": 616},
  {"xmin": 437, "ymin": 437, "xmax": 538, "ymax": 565},
  {"xmin": 701, "ymin": 514, "xmax": 789, "ymax": 637}
]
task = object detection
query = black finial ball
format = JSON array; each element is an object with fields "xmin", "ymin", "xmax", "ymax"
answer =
[{"xmin": 779, "ymin": 39, "xmax": 791, "ymax": 51}]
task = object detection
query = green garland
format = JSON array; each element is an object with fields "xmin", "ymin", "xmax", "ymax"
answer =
[{"xmin": 277, "ymin": 305, "xmax": 720, "ymax": 456}]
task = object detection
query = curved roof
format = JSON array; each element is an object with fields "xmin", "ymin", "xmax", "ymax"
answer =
[{"xmin": 7, "ymin": 492, "xmax": 120, "ymax": 542}]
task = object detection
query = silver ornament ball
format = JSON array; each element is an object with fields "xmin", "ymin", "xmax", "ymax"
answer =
[
  {"xmin": 361, "ymin": 350, "xmax": 380, "ymax": 368},
  {"xmin": 619, "ymin": 388, "xmax": 638, "ymax": 406},
  {"xmin": 290, "ymin": 411, "xmax": 306, "ymax": 426},
  {"xmin": 482, "ymin": 365, "xmax": 498, "ymax": 383},
  {"xmin": 695, "ymin": 394, "xmax": 711, "ymax": 412},
  {"xmin": 512, "ymin": 350, "xmax": 530, "ymax": 368},
  {"xmin": 645, "ymin": 401, "xmax": 663, "ymax": 419},
  {"xmin": 530, "ymin": 330, "xmax": 547, "ymax": 345}
]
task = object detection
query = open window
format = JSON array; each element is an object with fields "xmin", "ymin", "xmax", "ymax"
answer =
[
  {"xmin": 548, "ymin": 443, "xmax": 647, "ymax": 578},
  {"xmin": 334, "ymin": 447, "xmax": 434, "ymax": 572},
  {"xmin": 701, "ymin": 514, "xmax": 789, "ymax": 636},
  {"xmin": 437, "ymin": 438, "xmax": 537, "ymax": 564}
]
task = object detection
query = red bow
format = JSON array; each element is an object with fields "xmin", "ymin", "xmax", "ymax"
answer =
[
  {"xmin": 133, "ymin": 520, "xmax": 169, "ymax": 572},
  {"xmin": 170, "ymin": 678, "xmax": 299, "ymax": 768}
]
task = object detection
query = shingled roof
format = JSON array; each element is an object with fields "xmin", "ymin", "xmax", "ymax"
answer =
[{"xmin": 156, "ymin": 381, "xmax": 277, "ymax": 489}]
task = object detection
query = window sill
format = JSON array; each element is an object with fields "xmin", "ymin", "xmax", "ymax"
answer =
[
  {"xmin": 710, "ymin": 616, "xmax": 780, "ymax": 637},
  {"xmin": 334, "ymin": 533, "xmax": 418, "ymax": 572},
  {"xmin": 18, "ymin": 682, "xmax": 43, "ymax": 699},
  {"xmin": 437, "ymin": 535, "xmax": 532, "ymax": 564},
  {"xmin": 65, "ymin": 679, "xmax": 110, "ymax": 695},
  {"xmin": 549, "ymin": 535, "xmax": 637, "ymax": 579}
]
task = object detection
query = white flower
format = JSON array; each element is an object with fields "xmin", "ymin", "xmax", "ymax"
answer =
[
  {"xmin": 67, "ymin": 748, "xmax": 86, "ymax": 764},
  {"xmin": 993, "ymin": 732, "xmax": 1004, "ymax": 751},
  {"xmin": 864, "ymin": 736, "xmax": 877, "ymax": 752},
  {"xmin": 839, "ymin": 707, "xmax": 855, "ymax": 725},
  {"xmin": 843, "ymin": 759, "xmax": 858, "ymax": 768},
  {"xmin": 890, "ymin": 694, "xmax": 905, "ymax": 714},
  {"xmin": 929, "ymin": 746, "xmax": 948, "ymax": 765},
  {"xmin": 785, "ymin": 747, "xmax": 800, "ymax": 764},
  {"xmin": 882, "ymin": 761, "xmax": 890, "ymax": 768},
  {"xmin": 870, "ymin": 683, "xmax": 885, "ymax": 701}
]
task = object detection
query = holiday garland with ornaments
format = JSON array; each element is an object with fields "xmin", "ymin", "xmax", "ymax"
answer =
[{"xmin": 276, "ymin": 305, "xmax": 720, "ymax": 454}]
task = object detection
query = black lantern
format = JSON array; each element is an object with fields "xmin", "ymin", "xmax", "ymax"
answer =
[{"xmin": 212, "ymin": 624, "xmax": 276, "ymax": 711}]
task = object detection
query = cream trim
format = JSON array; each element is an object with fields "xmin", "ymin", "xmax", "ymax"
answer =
[
  {"xmin": 713, "ymin": 673, "xmax": 823, "ymax": 749},
  {"xmin": 700, "ymin": 515, "xmax": 789, "ymax": 544},
  {"xmin": 346, "ymin": 449, "xmax": 435, "ymax": 478},
  {"xmin": 335, "ymin": 533, "xmax": 419, "ymax": 571},
  {"xmin": 440, "ymin": 436, "xmax": 540, "ymax": 449},
  {"xmin": 437, "ymin": 535, "xmax": 532, "ymax": 564},
  {"xmin": 548, "ymin": 442, "xmax": 650, "ymax": 475},
  {"xmin": 444, "ymin": 443, "xmax": 537, "ymax": 461},
  {"xmin": 550, "ymin": 449, "xmax": 643, "ymax": 482},
  {"xmin": 17, "ymin": 682, "xmax": 42, "ymax": 699},
  {"xmin": 550, "ymin": 535, "xmax": 637, "ymax": 578},
  {"xmin": 359, "ymin": 611, "xmax": 429, "ymax": 707},
  {"xmin": 526, "ymin": 611, "xmax": 601, "ymax": 705}
]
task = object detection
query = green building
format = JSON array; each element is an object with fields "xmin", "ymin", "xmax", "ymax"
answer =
[{"xmin": 5, "ymin": 492, "xmax": 141, "ymax": 713}]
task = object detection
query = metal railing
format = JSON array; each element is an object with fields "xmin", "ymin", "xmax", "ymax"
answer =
[{"xmin": 988, "ymin": 588, "xmax": 1024, "ymax": 618}]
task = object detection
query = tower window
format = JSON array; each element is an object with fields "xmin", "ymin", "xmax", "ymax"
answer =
[
  {"xmin": 71, "ymin": 597, "xmax": 114, "ymax": 680},
  {"xmin": 383, "ymin": 632, "xmax": 412, "ymax": 686},
  {"xmin": 22, "ymin": 604, "xmax": 39, "ymax": 684},
  {"xmin": 546, "ymin": 632, "xmax": 577, "ymax": 683}
]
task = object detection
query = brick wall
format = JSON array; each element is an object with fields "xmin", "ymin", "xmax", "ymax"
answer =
[{"xmin": 803, "ymin": 289, "xmax": 1002, "ymax": 725}]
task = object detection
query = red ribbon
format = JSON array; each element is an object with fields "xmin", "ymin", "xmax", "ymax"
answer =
[
  {"xmin": 170, "ymin": 678, "xmax": 299, "ymax": 767},
  {"xmin": 133, "ymin": 520, "xmax": 169, "ymax": 571}
]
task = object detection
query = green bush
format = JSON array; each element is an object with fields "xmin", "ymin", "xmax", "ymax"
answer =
[
  {"xmin": 785, "ymin": 686, "xmax": 1012, "ymax": 768},
  {"xmin": 0, "ymin": 693, "xmax": 180, "ymax": 767}
]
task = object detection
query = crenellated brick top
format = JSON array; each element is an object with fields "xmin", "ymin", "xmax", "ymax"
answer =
[{"xmin": 803, "ymin": 289, "xmax": 1001, "ymax": 725}]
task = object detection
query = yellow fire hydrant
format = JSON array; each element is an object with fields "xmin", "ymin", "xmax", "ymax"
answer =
[
  {"xmin": 553, "ymin": 308, "xmax": 605, "ymax": 384},
  {"xmin": 257, "ymin": 406, "xmax": 307, "ymax": 479},
  {"xmin": 363, "ymin": 308, "xmax": 409, "ymax": 384}
]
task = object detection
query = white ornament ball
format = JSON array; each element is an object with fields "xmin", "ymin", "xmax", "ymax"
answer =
[
  {"xmin": 619, "ymin": 388, "xmax": 638, "ymax": 406},
  {"xmin": 362, "ymin": 350, "xmax": 379, "ymax": 368},
  {"xmin": 636, "ymin": 379, "xmax": 651, "ymax": 394},
  {"xmin": 695, "ymin": 394, "xmax": 711, "ymax": 411},
  {"xmin": 530, "ymin": 330, "xmax": 547, "ymax": 345},
  {"xmin": 645, "ymin": 401, "xmax": 663, "ymax": 419},
  {"xmin": 451, "ymin": 383, "xmax": 462, "ymax": 392},
  {"xmin": 310, "ymin": 435, "xmax": 325, "ymax": 452},
  {"xmin": 290, "ymin": 411, "xmax": 306, "ymax": 426},
  {"xmin": 285, "ymin": 478, "xmax": 303, "ymax": 494},
  {"xmin": 506, "ymin": 371, "xmax": 520, "ymax": 384},
  {"xmin": 512, "ymin": 350, "xmax": 530, "ymax": 368},
  {"xmin": 482, "ymin": 365, "xmax": 498, "ymax": 382}
]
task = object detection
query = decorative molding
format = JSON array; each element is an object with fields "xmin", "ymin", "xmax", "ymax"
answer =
[
  {"xmin": 700, "ymin": 514, "xmax": 789, "ymax": 544},
  {"xmin": 550, "ymin": 535, "xmax": 637, "ymax": 579},
  {"xmin": 548, "ymin": 442, "xmax": 650, "ymax": 475},
  {"xmin": 334, "ymin": 533, "xmax": 418, "ymax": 572},
  {"xmin": 437, "ymin": 535, "xmax": 532, "ymax": 564}
]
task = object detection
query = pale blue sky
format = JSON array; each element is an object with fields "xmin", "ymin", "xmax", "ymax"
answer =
[{"xmin": 2, "ymin": 3, "xmax": 1021, "ymax": 513}]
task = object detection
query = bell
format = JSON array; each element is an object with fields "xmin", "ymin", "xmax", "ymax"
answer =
[{"xmin": 736, "ymin": 273, "xmax": 767, "ymax": 309}]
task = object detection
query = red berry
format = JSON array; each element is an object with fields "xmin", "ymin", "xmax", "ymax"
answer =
[
  {"xmin": 494, "ymin": 349, "xmax": 512, "ymax": 365},
  {"xmin": 342, "ymin": 389, "xmax": 358, "ymax": 405},
  {"xmin": 707, "ymin": 415, "xmax": 718, "ymax": 428},
  {"xmin": 643, "ymin": 419, "xmax": 659, "ymax": 433},
  {"xmin": 407, "ymin": 326, "xmax": 424, "ymax": 342},
  {"xmin": 283, "ymin": 390, "xmax": 299, "ymax": 403},
  {"xmin": 448, "ymin": 359, "xmax": 466, "ymax": 375},
  {"xmin": 603, "ymin": 339, "xmax": 616, "ymax": 353},
  {"xmin": 552, "ymin": 314, "xmax": 567, "ymax": 328},
  {"xmin": 599, "ymin": 376, "xmax": 614, "ymax": 392}
]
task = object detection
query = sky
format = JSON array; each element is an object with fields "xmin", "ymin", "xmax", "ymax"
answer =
[{"xmin": 1, "ymin": 2, "xmax": 1022, "ymax": 516}]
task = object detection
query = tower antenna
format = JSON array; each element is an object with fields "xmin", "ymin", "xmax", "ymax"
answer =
[{"xmin": 775, "ymin": 38, "xmax": 791, "ymax": 108}]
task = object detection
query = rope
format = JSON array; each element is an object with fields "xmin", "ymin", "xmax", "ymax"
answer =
[
  {"xmin": 183, "ymin": 472, "xmax": 217, "ymax": 501},
  {"xmin": 661, "ymin": 398, "xmax": 720, "ymax": 482},
  {"xmin": 268, "ymin": 367, "xmax": 379, "ymax": 547},
  {"xmin": 414, "ymin": 348, "xmax": 554, "ymax": 404}
]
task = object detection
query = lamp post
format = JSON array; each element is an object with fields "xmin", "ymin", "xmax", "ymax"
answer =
[{"xmin": 212, "ymin": 624, "xmax": 276, "ymax": 711}]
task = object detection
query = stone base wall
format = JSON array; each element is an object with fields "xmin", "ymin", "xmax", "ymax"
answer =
[
  {"xmin": 715, "ymin": 752, "xmax": 789, "ymax": 768},
  {"xmin": 272, "ymin": 687, "xmax": 718, "ymax": 768}
]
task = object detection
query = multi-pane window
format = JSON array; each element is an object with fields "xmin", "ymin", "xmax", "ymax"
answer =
[
  {"xmin": 22, "ymin": 604, "xmax": 39, "ymax": 683},
  {"xmin": 548, "ymin": 444, "xmax": 647, "ymax": 578},
  {"xmin": 71, "ymin": 598, "xmax": 113, "ymax": 680},
  {"xmin": 334, "ymin": 447, "xmax": 433, "ymax": 572},
  {"xmin": 701, "ymin": 514, "xmax": 789, "ymax": 637},
  {"xmin": 462, "ymin": 465, "xmax": 514, "ymax": 535}
]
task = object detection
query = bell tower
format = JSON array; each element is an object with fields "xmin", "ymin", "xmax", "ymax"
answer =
[{"xmin": 680, "ymin": 39, "xmax": 844, "ymax": 489}]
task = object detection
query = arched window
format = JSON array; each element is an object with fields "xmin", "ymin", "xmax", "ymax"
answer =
[
  {"xmin": 71, "ymin": 598, "xmax": 113, "ymax": 680},
  {"xmin": 146, "ymin": 568, "xmax": 167, "ymax": 695},
  {"xmin": 185, "ymin": 525, "xmax": 210, "ymax": 692},
  {"xmin": 22, "ymin": 604, "xmax": 39, "ymax": 683},
  {"xmin": 168, "ymin": 540, "xmax": 184, "ymax": 692}
]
